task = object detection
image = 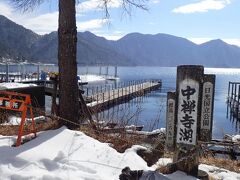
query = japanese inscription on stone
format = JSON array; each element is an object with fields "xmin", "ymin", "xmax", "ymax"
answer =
[
  {"xmin": 177, "ymin": 79, "xmax": 199, "ymax": 145},
  {"xmin": 201, "ymin": 82, "xmax": 213, "ymax": 130},
  {"xmin": 166, "ymin": 98, "xmax": 175, "ymax": 147}
]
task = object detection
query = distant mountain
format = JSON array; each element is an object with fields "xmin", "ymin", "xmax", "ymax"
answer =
[
  {"xmin": 31, "ymin": 31, "xmax": 132, "ymax": 65},
  {"xmin": 112, "ymin": 33, "xmax": 200, "ymax": 66},
  {"xmin": 0, "ymin": 15, "xmax": 40, "ymax": 62},
  {"xmin": 1, "ymin": 15, "xmax": 240, "ymax": 67}
]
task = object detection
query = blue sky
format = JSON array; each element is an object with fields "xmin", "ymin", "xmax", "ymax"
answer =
[{"xmin": 0, "ymin": 0, "xmax": 239, "ymax": 46}]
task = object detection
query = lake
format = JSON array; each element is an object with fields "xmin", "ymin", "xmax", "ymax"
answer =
[
  {"xmin": 80, "ymin": 66, "xmax": 240, "ymax": 139},
  {"xmin": 1, "ymin": 64, "xmax": 240, "ymax": 139}
]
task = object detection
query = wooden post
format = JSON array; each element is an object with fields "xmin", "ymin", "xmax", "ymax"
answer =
[
  {"xmin": 97, "ymin": 86, "xmax": 99, "ymax": 105},
  {"xmin": 237, "ymin": 85, "xmax": 240, "ymax": 119},
  {"xmin": 231, "ymin": 83, "xmax": 234, "ymax": 106},
  {"xmin": 227, "ymin": 82, "xmax": 231, "ymax": 103},
  {"xmin": 37, "ymin": 64, "xmax": 40, "ymax": 81},
  {"xmin": 113, "ymin": 89, "xmax": 115, "ymax": 105},
  {"xmin": 118, "ymin": 88, "xmax": 120, "ymax": 100},
  {"xmin": 103, "ymin": 92, "xmax": 105, "ymax": 107},
  {"xmin": 86, "ymin": 65, "xmax": 89, "ymax": 74},
  {"xmin": 165, "ymin": 92, "xmax": 176, "ymax": 152},
  {"xmin": 122, "ymin": 84, "xmax": 123, "ymax": 100},
  {"xmin": 115, "ymin": 66, "xmax": 118, "ymax": 78},
  {"xmin": 227, "ymin": 82, "xmax": 231, "ymax": 118},
  {"xmin": 51, "ymin": 75, "xmax": 59, "ymax": 115},
  {"xmin": 108, "ymin": 85, "xmax": 110, "ymax": 107},
  {"xmin": 234, "ymin": 83, "xmax": 237, "ymax": 103},
  {"xmin": 135, "ymin": 82, "xmax": 136, "ymax": 93},
  {"xmin": 173, "ymin": 65, "xmax": 204, "ymax": 176},
  {"xmin": 6, "ymin": 63, "xmax": 9, "ymax": 82},
  {"xmin": 199, "ymin": 74, "xmax": 215, "ymax": 142},
  {"xmin": 128, "ymin": 81, "xmax": 131, "ymax": 99},
  {"xmin": 99, "ymin": 65, "xmax": 102, "ymax": 75},
  {"xmin": 106, "ymin": 66, "xmax": 109, "ymax": 76}
]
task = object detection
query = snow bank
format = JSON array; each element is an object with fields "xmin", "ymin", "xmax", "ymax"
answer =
[
  {"xmin": 79, "ymin": 74, "xmax": 105, "ymax": 83},
  {"xmin": 2, "ymin": 116, "xmax": 46, "ymax": 125},
  {"xmin": 199, "ymin": 164, "xmax": 240, "ymax": 180},
  {"xmin": 0, "ymin": 127, "xmax": 151, "ymax": 180},
  {"xmin": 232, "ymin": 135, "xmax": 240, "ymax": 142},
  {"xmin": 1, "ymin": 127, "xmax": 239, "ymax": 180},
  {"xmin": 224, "ymin": 134, "xmax": 240, "ymax": 142},
  {"xmin": 0, "ymin": 82, "xmax": 36, "ymax": 90},
  {"xmin": 155, "ymin": 158, "xmax": 240, "ymax": 180},
  {"xmin": 126, "ymin": 127, "xmax": 166, "ymax": 135}
]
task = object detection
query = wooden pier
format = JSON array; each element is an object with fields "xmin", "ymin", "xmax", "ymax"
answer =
[{"xmin": 87, "ymin": 80, "xmax": 162, "ymax": 112}]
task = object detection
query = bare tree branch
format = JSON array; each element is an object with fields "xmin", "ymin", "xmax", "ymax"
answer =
[
  {"xmin": 102, "ymin": 0, "xmax": 149, "ymax": 19},
  {"xmin": 10, "ymin": 0, "xmax": 44, "ymax": 12}
]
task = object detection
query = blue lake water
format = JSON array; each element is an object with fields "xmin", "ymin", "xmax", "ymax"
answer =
[
  {"xmin": 82, "ymin": 66, "xmax": 240, "ymax": 139},
  {"xmin": 1, "ymin": 65, "xmax": 240, "ymax": 139}
]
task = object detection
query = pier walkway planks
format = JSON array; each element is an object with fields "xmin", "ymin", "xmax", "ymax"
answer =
[{"xmin": 87, "ymin": 80, "xmax": 161, "ymax": 112}]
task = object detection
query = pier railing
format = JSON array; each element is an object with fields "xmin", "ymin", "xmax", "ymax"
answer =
[{"xmin": 85, "ymin": 79, "xmax": 162, "ymax": 112}]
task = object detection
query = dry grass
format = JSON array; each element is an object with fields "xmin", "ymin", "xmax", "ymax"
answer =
[
  {"xmin": 79, "ymin": 125, "xmax": 142, "ymax": 153},
  {"xmin": 0, "ymin": 117, "xmax": 60, "ymax": 136},
  {"xmin": 157, "ymin": 153, "xmax": 240, "ymax": 175},
  {"xmin": 199, "ymin": 156, "xmax": 240, "ymax": 173}
]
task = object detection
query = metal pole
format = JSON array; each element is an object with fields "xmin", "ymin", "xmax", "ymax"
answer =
[
  {"xmin": 113, "ymin": 89, "xmax": 115, "ymax": 105},
  {"xmin": 97, "ymin": 86, "xmax": 99, "ymax": 105},
  {"xmin": 118, "ymin": 88, "xmax": 119, "ymax": 100},
  {"xmin": 237, "ymin": 85, "xmax": 240, "ymax": 119},
  {"xmin": 99, "ymin": 65, "xmax": 102, "ymax": 75},
  {"xmin": 37, "ymin": 64, "xmax": 40, "ymax": 81},
  {"xmin": 234, "ymin": 83, "xmax": 237, "ymax": 103},
  {"xmin": 108, "ymin": 85, "xmax": 110, "ymax": 106},
  {"xmin": 6, "ymin": 63, "xmax": 9, "ymax": 82},
  {"xmin": 114, "ymin": 66, "xmax": 118, "ymax": 78},
  {"xmin": 106, "ymin": 66, "xmax": 109, "ymax": 76}
]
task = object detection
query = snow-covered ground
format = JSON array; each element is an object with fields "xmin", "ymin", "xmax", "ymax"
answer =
[
  {"xmin": 0, "ymin": 82, "xmax": 36, "ymax": 90},
  {"xmin": 0, "ymin": 127, "xmax": 151, "ymax": 180},
  {"xmin": 231, "ymin": 135, "xmax": 240, "ymax": 142},
  {"xmin": 0, "ymin": 127, "xmax": 239, "ymax": 180},
  {"xmin": 0, "ymin": 74, "xmax": 112, "ymax": 85},
  {"xmin": 79, "ymin": 74, "xmax": 106, "ymax": 83},
  {"xmin": 2, "ymin": 116, "xmax": 46, "ymax": 125}
]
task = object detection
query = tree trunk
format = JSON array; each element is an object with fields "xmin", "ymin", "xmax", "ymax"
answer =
[{"xmin": 58, "ymin": 0, "xmax": 79, "ymax": 128}]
